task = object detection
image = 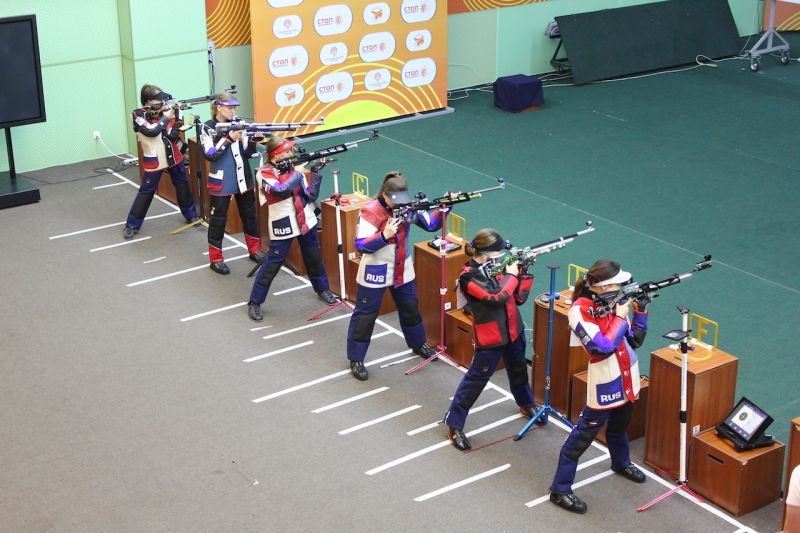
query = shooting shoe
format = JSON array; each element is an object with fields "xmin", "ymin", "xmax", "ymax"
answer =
[
  {"xmin": 317, "ymin": 289, "xmax": 338, "ymax": 305},
  {"xmin": 350, "ymin": 361, "xmax": 368, "ymax": 381},
  {"xmin": 249, "ymin": 250, "xmax": 266, "ymax": 264},
  {"xmin": 612, "ymin": 464, "xmax": 646, "ymax": 484},
  {"xmin": 247, "ymin": 302, "xmax": 263, "ymax": 322},
  {"xmin": 519, "ymin": 406, "xmax": 537, "ymax": 419},
  {"xmin": 210, "ymin": 261, "xmax": 230, "ymax": 275},
  {"xmin": 447, "ymin": 428, "xmax": 471, "ymax": 451},
  {"xmin": 413, "ymin": 343, "xmax": 438, "ymax": 359},
  {"xmin": 122, "ymin": 226, "xmax": 138, "ymax": 240},
  {"xmin": 550, "ymin": 492, "xmax": 587, "ymax": 514}
]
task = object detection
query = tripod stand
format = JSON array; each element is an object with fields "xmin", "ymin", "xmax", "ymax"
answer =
[
  {"xmin": 637, "ymin": 305, "xmax": 704, "ymax": 512},
  {"xmin": 403, "ymin": 203, "xmax": 461, "ymax": 375},
  {"xmin": 170, "ymin": 115, "xmax": 208, "ymax": 235},
  {"xmin": 514, "ymin": 263, "xmax": 574, "ymax": 440}
]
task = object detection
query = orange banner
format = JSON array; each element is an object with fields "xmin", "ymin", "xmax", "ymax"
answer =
[
  {"xmin": 206, "ymin": 0, "xmax": 251, "ymax": 48},
  {"xmin": 250, "ymin": 0, "xmax": 447, "ymax": 135},
  {"xmin": 764, "ymin": 0, "xmax": 800, "ymax": 31},
  {"xmin": 448, "ymin": 0, "xmax": 547, "ymax": 14}
]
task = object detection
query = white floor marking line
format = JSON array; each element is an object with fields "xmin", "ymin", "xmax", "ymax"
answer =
[
  {"xmin": 338, "ymin": 405, "xmax": 421, "ymax": 435},
  {"xmin": 525, "ymin": 470, "xmax": 615, "ymax": 508},
  {"xmin": 202, "ymin": 245, "xmax": 239, "ymax": 255},
  {"xmin": 379, "ymin": 355, "xmax": 417, "ymax": 368},
  {"xmin": 49, "ymin": 212, "xmax": 177, "ymax": 240},
  {"xmin": 262, "ymin": 313, "xmax": 350, "ymax": 340},
  {"xmin": 370, "ymin": 330, "xmax": 392, "ymax": 340},
  {"xmin": 106, "ymin": 168, "xmax": 181, "ymax": 210},
  {"xmin": 407, "ymin": 397, "xmax": 511, "ymax": 436},
  {"xmin": 180, "ymin": 301, "xmax": 247, "ymax": 322},
  {"xmin": 414, "ymin": 464, "xmax": 511, "ymax": 502},
  {"xmin": 143, "ymin": 256, "xmax": 166, "ymax": 264},
  {"xmin": 576, "ymin": 453, "xmax": 611, "ymax": 472},
  {"xmin": 243, "ymin": 340, "xmax": 314, "ymax": 363},
  {"xmin": 126, "ymin": 254, "xmax": 250, "ymax": 287},
  {"xmin": 92, "ymin": 181, "xmax": 127, "ymax": 189},
  {"xmin": 273, "ymin": 284, "xmax": 310, "ymax": 296},
  {"xmin": 381, "ymin": 135, "xmax": 800, "ymax": 296},
  {"xmin": 89, "ymin": 236, "xmax": 151, "ymax": 252},
  {"xmin": 249, "ymin": 325, "xmax": 273, "ymax": 332},
  {"xmin": 252, "ymin": 349, "xmax": 412, "ymax": 403},
  {"xmin": 312, "ymin": 387, "xmax": 390, "ymax": 414},
  {"xmin": 365, "ymin": 413, "xmax": 522, "ymax": 476}
]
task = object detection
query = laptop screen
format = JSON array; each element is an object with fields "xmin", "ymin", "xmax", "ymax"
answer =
[{"xmin": 722, "ymin": 397, "xmax": 772, "ymax": 443}]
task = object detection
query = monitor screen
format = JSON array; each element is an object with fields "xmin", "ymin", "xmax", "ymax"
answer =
[
  {"xmin": 0, "ymin": 15, "xmax": 47, "ymax": 129},
  {"xmin": 723, "ymin": 396, "xmax": 772, "ymax": 443}
]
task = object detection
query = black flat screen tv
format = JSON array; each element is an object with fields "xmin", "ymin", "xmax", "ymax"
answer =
[{"xmin": 0, "ymin": 14, "xmax": 46, "ymax": 129}]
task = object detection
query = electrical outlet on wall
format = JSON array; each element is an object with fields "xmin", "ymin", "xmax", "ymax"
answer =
[{"xmin": 92, "ymin": 131, "xmax": 101, "ymax": 140}]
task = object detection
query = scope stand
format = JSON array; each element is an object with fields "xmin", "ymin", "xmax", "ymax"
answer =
[
  {"xmin": 637, "ymin": 305, "xmax": 704, "ymax": 512},
  {"xmin": 170, "ymin": 115, "xmax": 208, "ymax": 235},
  {"xmin": 514, "ymin": 264, "xmax": 574, "ymax": 440},
  {"xmin": 307, "ymin": 168, "xmax": 353, "ymax": 321},
  {"xmin": 747, "ymin": 0, "xmax": 791, "ymax": 72},
  {"xmin": 404, "ymin": 204, "xmax": 460, "ymax": 375}
]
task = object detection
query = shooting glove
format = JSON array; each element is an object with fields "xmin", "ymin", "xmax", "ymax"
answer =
[
  {"xmin": 310, "ymin": 160, "xmax": 327, "ymax": 173},
  {"xmin": 633, "ymin": 294, "xmax": 653, "ymax": 312}
]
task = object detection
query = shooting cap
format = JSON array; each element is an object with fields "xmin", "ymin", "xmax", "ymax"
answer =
[
  {"xmin": 151, "ymin": 90, "xmax": 172, "ymax": 102},
  {"xmin": 588, "ymin": 265, "xmax": 631, "ymax": 287},
  {"xmin": 267, "ymin": 136, "xmax": 296, "ymax": 158},
  {"xmin": 213, "ymin": 97, "xmax": 239, "ymax": 106},
  {"xmin": 382, "ymin": 171, "xmax": 411, "ymax": 205}
]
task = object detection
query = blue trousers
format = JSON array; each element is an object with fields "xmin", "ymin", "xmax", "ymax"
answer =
[
  {"xmin": 346, "ymin": 280, "xmax": 426, "ymax": 362},
  {"xmin": 126, "ymin": 162, "xmax": 196, "ymax": 228},
  {"xmin": 443, "ymin": 333, "xmax": 534, "ymax": 431},
  {"xmin": 550, "ymin": 401, "xmax": 634, "ymax": 494},
  {"xmin": 249, "ymin": 228, "xmax": 329, "ymax": 305}
]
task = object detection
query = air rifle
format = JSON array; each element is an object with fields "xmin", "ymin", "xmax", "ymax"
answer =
[
  {"xmin": 274, "ymin": 130, "xmax": 380, "ymax": 173},
  {"xmin": 211, "ymin": 118, "xmax": 324, "ymax": 137},
  {"xmin": 391, "ymin": 178, "xmax": 506, "ymax": 220}
]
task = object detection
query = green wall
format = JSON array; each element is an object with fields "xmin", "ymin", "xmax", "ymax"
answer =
[{"xmin": 0, "ymin": 0, "xmax": 765, "ymax": 173}]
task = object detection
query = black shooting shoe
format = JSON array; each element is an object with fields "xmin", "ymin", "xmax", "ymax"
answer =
[
  {"xmin": 350, "ymin": 361, "xmax": 368, "ymax": 381},
  {"xmin": 210, "ymin": 261, "xmax": 230, "ymax": 275},
  {"xmin": 249, "ymin": 250, "xmax": 266, "ymax": 264},
  {"xmin": 447, "ymin": 428, "xmax": 471, "ymax": 451},
  {"xmin": 550, "ymin": 492, "xmax": 588, "ymax": 514},
  {"xmin": 122, "ymin": 226, "xmax": 138, "ymax": 240},
  {"xmin": 247, "ymin": 302, "xmax": 263, "ymax": 322},
  {"xmin": 318, "ymin": 289, "xmax": 338, "ymax": 305},
  {"xmin": 519, "ymin": 406, "xmax": 537, "ymax": 419},
  {"xmin": 413, "ymin": 343, "xmax": 438, "ymax": 359},
  {"xmin": 613, "ymin": 463, "xmax": 646, "ymax": 483}
]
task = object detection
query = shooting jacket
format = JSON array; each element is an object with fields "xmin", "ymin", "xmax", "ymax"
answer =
[
  {"xmin": 354, "ymin": 198, "xmax": 442, "ymax": 288},
  {"xmin": 200, "ymin": 119, "xmax": 261, "ymax": 196},
  {"xmin": 132, "ymin": 107, "xmax": 184, "ymax": 172},
  {"xmin": 458, "ymin": 260, "xmax": 533, "ymax": 350},
  {"xmin": 258, "ymin": 164, "xmax": 321, "ymax": 240},
  {"xmin": 569, "ymin": 295, "xmax": 648, "ymax": 410}
]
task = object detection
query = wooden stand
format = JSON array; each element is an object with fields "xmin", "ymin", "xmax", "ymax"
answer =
[
  {"xmin": 412, "ymin": 241, "xmax": 466, "ymax": 347},
  {"xmin": 320, "ymin": 193, "xmax": 371, "ymax": 299},
  {"xmin": 530, "ymin": 290, "xmax": 587, "ymax": 414},
  {"xmin": 570, "ymin": 371, "xmax": 649, "ymax": 443},
  {"xmin": 644, "ymin": 344, "xmax": 738, "ymax": 478},
  {"xmin": 688, "ymin": 428, "xmax": 784, "ymax": 516},
  {"xmin": 444, "ymin": 308, "xmax": 503, "ymax": 370},
  {"xmin": 783, "ymin": 417, "xmax": 800, "ymax": 529}
]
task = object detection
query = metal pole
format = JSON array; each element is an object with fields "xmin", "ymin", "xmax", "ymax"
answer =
[{"xmin": 5, "ymin": 128, "xmax": 17, "ymax": 181}]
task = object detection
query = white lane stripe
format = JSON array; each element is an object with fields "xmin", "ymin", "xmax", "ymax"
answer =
[
  {"xmin": 202, "ymin": 245, "xmax": 239, "ymax": 255},
  {"xmin": 126, "ymin": 254, "xmax": 250, "ymax": 287},
  {"xmin": 243, "ymin": 340, "xmax": 314, "ymax": 363},
  {"xmin": 407, "ymin": 397, "xmax": 510, "ymax": 436},
  {"xmin": 365, "ymin": 413, "xmax": 522, "ymax": 476},
  {"xmin": 249, "ymin": 325, "xmax": 273, "ymax": 332},
  {"xmin": 339, "ymin": 405, "xmax": 421, "ymax": 435},
  {"xmin": 106, "ymin": 168, "xmax": 179, "ymax": 210},
  {"xmin": 89, "ymin": 236, "xmax": 151, "ymax": 252},
  {"xmin": 180, "ymin": 301, "xmax": 247, "ymax": 322},
  {"xmin": 262, "ymin": 313, "xmax": 350, "ymax": 339},
  {"xmin": 370, "ymin": 330, "xmax": 392, "ymax": 340},
  {"xmin": 279, "ymin": 265, "xmax": 312, "ymax": 285},
  {"xmin": 49, "ymin": 212, "xmax": 177, "ymax": 240},
  {"xmin": 143, "ymin": 256, "xmax": 166, "ymax": 264},
  {"xmin": 92, "ymin": 181, "xmax": 127, "ymax": 189},
  {"xmin": 415, "ymin": 464, "xmax": 511, "ymax": 502},
  {"xmin": 273, "ymin": 284, "xmax": 310, "ymax": 296},
  {"xmin": 312, "ymin": 387, "xmax": 390, "ymax": 413},
  {"xmin": 252, "ymin": 349, "xmax": 412, "ymax": 403},
  {"xmin": 525, "ymin": 470, "xmax": 615, "ymax": 508},
  {"xmin": 576, "ymin": 453, "xmax": 610, "ymax": 471},
  {"xmin": 379, "ymin": 355, "xmax": 417, "ymax": 368}
]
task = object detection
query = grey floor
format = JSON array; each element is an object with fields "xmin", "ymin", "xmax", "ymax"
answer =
[{"xmin": 0, "ymin": 155, "xmax": 784, "ymax": 532}]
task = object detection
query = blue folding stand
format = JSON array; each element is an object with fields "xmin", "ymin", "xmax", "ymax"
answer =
[{"xmin": 514, "ymin": 263, "xmax": 574, "ymax": 441}]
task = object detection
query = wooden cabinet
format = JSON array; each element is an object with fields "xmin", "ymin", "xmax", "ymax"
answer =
[
  {"xmin": 644, "ymin": 345, "xmax": 738, "ymax": 478},
  {"xmin": 444, "ymin": 308, "xmax": 503, "ymax": 370},
  {"xmin": 319, "ymin": 194, "xmax": 371, "ymax": 299},
  {"xmin": 570, "ymin": 371, "xmax": 649, "ymax": 443},
  {"xmin": 783, "ymin": 417, "xmax": 800, "ymax": 529},
  {"xmin": 530, "ymin": 290, "xmax": 587, "ymax": 415},
  {"xmin": 688, "ymin": 429, "xmax": 784, "ymax": 516},
  {"xmin": 412, "ymin": 242, "xmax": 466, "ymax": 347}
]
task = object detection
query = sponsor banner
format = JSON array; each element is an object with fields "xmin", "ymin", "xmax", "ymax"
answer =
[
  {"xmin": 764, "ymin": 0, "xmax": 800, "ymax": 31},
  {"xmin": 250, "ymin": 0, "xmax": 447, "ymax": 134},
  {"xmin": 447, "ymin": 0, "xmax": 547, "ymax": 15}
]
